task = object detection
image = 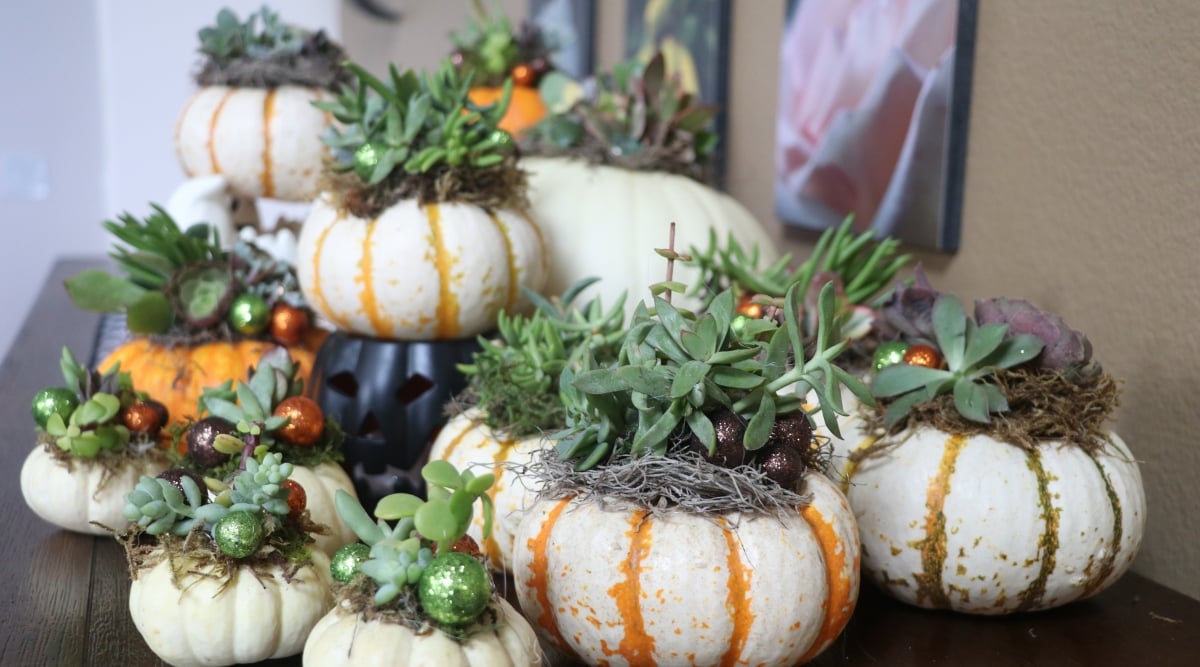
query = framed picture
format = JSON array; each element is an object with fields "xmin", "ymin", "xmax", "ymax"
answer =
[
  {"xmin": 774, "ymin": 0, "xmax": 979, "ymax": 251},
  {"xmin": 624, "ymin": 0, "xmax": 732, "ymax": 183},
  {"xmin": 529, "ymin": 0, "xmax": 596, "ymax": 81}
]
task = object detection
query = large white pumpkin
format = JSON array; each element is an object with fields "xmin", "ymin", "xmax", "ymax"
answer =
[
  {"xmin": 175, "ymin": 85, "xmax": 332, "ymax": 201},
  {"xmin": 19, "ymin": 445, "xmax": 168, "ymax": 535},
  {"xmin": 302, "ymin": 596, "xmax": 542, "ymax": 666},
  {"xmin": 827, "ymin": 419, "xmax": 1145, "ymax": 614},
  {"xmin": 522, "ymin": 156, "xmax": 779, "ymax": 312},
  {"xmin": 130, "ymin": 548, "xmax": 332, "ymax": 667},
  {"xmin": 297, "ymin": 196, "xmax": 548, "ymax": 340},
  {"xmin": 427, "ymin": 410, "xmax": 551, "ymax": 573},
  {"xmin": 291, "ymin": 461, "xmax": 359, "ymax": 556},
  {"xmin": 512, "ymin": 472, "xmax": 859, "ymax": 667}
]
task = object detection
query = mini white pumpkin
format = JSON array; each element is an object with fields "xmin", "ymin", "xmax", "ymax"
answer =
[
  {"xmin": 427, "ymin": 410, "xmax": 551, "ymax": 572},
  {"xmin": 175, "ymin": 85, "xmax": 333, "ymax": 202},
  {"xmin": 512, "ymin": 472, "xmax": 860, "ymax": 667},
  {"xmin": 290, "ymin": 461, "xmax": 360, "ymax": 556},
  {"xmin": 19, "ymin": 445, "xmax": 168, "ymax": 535},
  {"xmin": 827, "ymin": 420, "xmax": 1145, "ymax": 614},
  {"xmin": 129, "ymin": 548, "xmax": 332, "ymax": 667},
  {"xmin": 297, "ymin": 196, "xmax": 548, "ymax": 340},
  {"xmin": 522, "ymin": 156, "xmax": 778, "ymax": 312},
  {"xmin": 302, "ymin": 596, "xmax": 542, "ymax": 666}
]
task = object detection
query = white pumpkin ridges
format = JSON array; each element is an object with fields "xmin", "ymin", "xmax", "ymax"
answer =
[{"xmin": 289, "ymin": 462, "xmax": 360, "ymax": 556}]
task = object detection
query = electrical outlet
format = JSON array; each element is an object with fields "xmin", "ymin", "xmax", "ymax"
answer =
[{"xmin": 0, "ymin": 153, "xmax": 50, "ymax": 201}]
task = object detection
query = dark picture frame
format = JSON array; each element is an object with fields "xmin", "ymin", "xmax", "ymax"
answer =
[
  {"xmin": 624, "ymin": 0, "xmax": 732, "ymax": 184},
  {"xmin": 775, "ymin": 0, "xmax": 978, "ymax": 252},
  {"xmin": 528, "ymin": 0, "xmax": 596, "ymax": 81}
]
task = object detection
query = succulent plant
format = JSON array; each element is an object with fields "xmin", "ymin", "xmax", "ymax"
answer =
[
  {"xmin": 334, "ymin": 461, "xmax": 494, "ymax": 607},
  {"xmin": 557, "ymin": 281, "xmax": 873, "ymax": 473},
  {"xmin": 974, "ymin": 297, "xmax": 1097, "ymax": 375},
  {"xmin": 64, "ymin": 207, "xmax": 310, "ymax": 340},
  {"xmin": 198, "ymin": 348, "xmax": 301, "ymax": 443},
  {"xmin": 871, "ymin": 294, "xmax": 1046, "ymax": 425},
  {"xmin": 195, "ymin": 6, "xmax": 350, "ymax": 90},
  {"xmin": 877, "ymin": 264, "xmax": 941, "ymax": 343},
  {"xmin": 526, "ymin": 52, "xmax": 719, "ymax": 179},
  {"xmin": 449, "ymin": 2, "xmax": 554, "ymax": 87}
]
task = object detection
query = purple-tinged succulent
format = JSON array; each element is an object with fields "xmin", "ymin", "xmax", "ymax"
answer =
[
  {"xmin": 878, "ymin": 265, "xmax": 940, "ymax": 343},
  {"xmin": 974, "ymin": 298, "xmax": 1095, "ymax": 372}
]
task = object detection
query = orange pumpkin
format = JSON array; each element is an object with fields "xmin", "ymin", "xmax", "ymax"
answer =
[
  {"xmin": 98, "ymin": 328, "xmax": 327, "ymax": 434},
  {"xmin": 468, "ymin": 85, "xmax": 545, "ymax": 137}
]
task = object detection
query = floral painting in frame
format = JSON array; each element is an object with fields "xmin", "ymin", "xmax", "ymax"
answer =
[{"xmin": 775, "ymin": 0, "xmax": 978, "ymax": 251}]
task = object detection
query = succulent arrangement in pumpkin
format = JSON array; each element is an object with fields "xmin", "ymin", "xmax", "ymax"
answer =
[
  {"xmin": 450, "ymin": 0, "xmax": 555, "ymax": 137},
  {"xmin": 302, "ymin": 461, "xmax": 541, "ymax": 666},
  {"xmin": 170, "ymin": 347, "xmax": 357, "ymax": 555},
  {"xmin": 824, "ymin": 277, "xmax": 1146, "ymax": 614},
  {"xmin": 19, "ymin": 348, "xmax": 171, "ymax": 535},
  {"xmin": 511, "ymin": 278, "xmax": 872, "ymax": 667},
  {"xmin": 176, "ymin": 6, "xmax": 351, "ymax": 207},
  {"xmin": 520, "ymin": 52, "xmax": 778, "ymax": 313},
  {"xmin": 428, "ymin": 278, "xmax": 626, "ymax": 573},
  {"xmin": 121, "ymin": 449, "xmax": 332, "ymax": 667},
  {"xmin": 66, "ymin": 207, "xmax": 322, "ymax": 428}
]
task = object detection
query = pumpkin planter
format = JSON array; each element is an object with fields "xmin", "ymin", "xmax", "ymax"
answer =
[{"xmin": 21, "ymin": 446, "xmax": 168, "ymax": 536}]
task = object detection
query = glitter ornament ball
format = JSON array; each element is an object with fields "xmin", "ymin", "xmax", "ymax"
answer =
[
  {"xmin": 157, "ymin": 468, "xmax": 208, "ymax": 501},
  {"xmin": 32, "ymin": 387, "xmax": 78, "ymax": 429},
  {"xmin": 281, "ymin": 478, "xmax": 306, "ymax": 518},
  {"xmin": 228, "ymin": 294, "xmax": 270, "ymax": 335},
  {"xmin": 273, "ymin": 396, "xmax": 324, "ymax": 447},
  {"xmin": 903, "ymin": 343, "xmax": 944, "ymax": 369},
  {"xmin": 187, "ymin": 416, "xmax": 236, "ymax": 467},
  {"xmin": 872, "ymin": 341, "xmax": 911, "ymax": 373},
  {"xmin": 448, "ymin": 534, "xmax": 482, "ymax": 558},
  {"xmin": 121, "ymin": 401, "xmax": 163, "ymax": 437},
  {"xmin": 418, "ymin": 552, "xmax": 491, "ymax": 626},
  {"xmin": 270, "ymin": 304, "xmax": 309, "ymax": 345},
  {"xmin": 330, "ymin": 543, "xmax": 372, "ymax": 583},
  {"xmin": 512, "ymin": 62, "xmax": 535, "ymax": 86},
  {"xmin": 214, "ymin": 510, "xmax": 265, "ymax": 559}
]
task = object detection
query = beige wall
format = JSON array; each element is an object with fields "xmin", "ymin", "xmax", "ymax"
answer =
[{"xmin": 344, "ymin": 0, "xmax": 1200, "ymax": 598}]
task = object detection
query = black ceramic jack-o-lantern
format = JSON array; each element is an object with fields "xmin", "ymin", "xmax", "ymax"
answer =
[{"xmin": 309, "ymin": 331, "xmax": 481, "ymax": 507}]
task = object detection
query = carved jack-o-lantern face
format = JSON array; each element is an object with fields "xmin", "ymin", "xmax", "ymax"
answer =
[{"xmin": 309, "ymin": 332, "xmax": 480, "ymax": 506}]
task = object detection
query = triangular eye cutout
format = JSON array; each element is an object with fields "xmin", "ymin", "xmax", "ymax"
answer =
[
  {"xmin": 359, "ymin": 411, "xmax": 381, "ymax": 437},
  {"xmin": 328, "ymin": 372, "xmax": 359, "ymax": 397},
  {"xmin": 396, "ymin": 373, "xmax": 434, "ymax": 405}
]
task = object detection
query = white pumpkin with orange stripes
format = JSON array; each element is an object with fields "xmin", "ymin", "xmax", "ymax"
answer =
[
  {"xmin": 296, "ymin": 196, "xmax": 548, "ymax": 340},
  {"xmin": 427, "ymin": 409, "xmax": 551, "ymax": 573},
  {"xmin": 175, "ymin": 85, "xmax": 332, "ymax": 202},
  {"xmin": 512, "ymin": 472, "xmax": 860, "ymax": 667},
  {"xmin": 827, "ymin": 421, "xmax": 1145, "ymax": 614}
]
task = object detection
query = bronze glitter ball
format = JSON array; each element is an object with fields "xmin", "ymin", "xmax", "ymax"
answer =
[
  {"xmin": 270, "ymin": 304, "xmax": 309, "ymax": 345},
  {"xmin": 903, "ymin": 343, "xmax": 944, "ymax": 369},
  {"xmin": 768, "ymin": 412, "xmax": 814, "ymax": 451},
  {"xmin": 757, "ymin": 441, "xmax": 805, "ymax": 489},
  {"xmin": 449, "ymin": 534, "xmax": 482, "ymax": 559},
  {"xmin": 187, "ymin": 417, "xmax": 236, "ymax": 468},
  {"xmin": 121, "ymin": 402, "xmax": 163, "ymax": 437},
  {"xmin": 273, "ymin": 396, "xmax": 325, "ymax": 447},
  {"xmin": 157, "ymin": 468, "xmax": 208, "ymax": 501},
  {"xmin": 281, "ymin": 479, "xmax": 307, "ymax": 518},
  {"xmin": 687, "ymin": 409, "xmax": 748, "ymax": 468}
]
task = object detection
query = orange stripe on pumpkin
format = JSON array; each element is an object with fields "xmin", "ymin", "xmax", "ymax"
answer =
[
  {"xmin": 481, "ymin": 438, "xmax": 514, "ymax": 567},
  {"xmin": 486, "ymin": 211, "xmax": 519, "ymax": 311},
  {"xmin": 310, "ymin": 212, "xmax": 352, "ymax": 330},
  {"xmin": 207, "ymin": 88, "xmax": 236, "ymax": 173},
  {"xmin": 603, "ymin": 510, "xmax": 655, "ymax": 664},
  {"xmin": 526, "ymin": 498, "xmax": 572, "ymax": 651},
  {"xmin": 1016, "ymin": 448, "xmax": 1060, "ymax": 611},
  {"xmin": 427, "ymin": 204, "xmax": 462, "ymax": 338},
  {"xmin": 717, "ymin": 518, "xmax": 754, "ymax": 667},
  {"xmin": 439, "ymin": 422, "xmax": 475, "ymax": 461},
  {"xmin": 1081, "ymin": 444, "xmax": 1123, "ymax": 597},
  {"xmin": 261, "ymin": 88, "xmax": 277, "ymax": 198},
  {"xmin": 797, "ymin": 504, "xmax": 854, "ymax": 663},
  {"xmin": 357, "ymin": 217, "xmax": 393, "ymax": 337},
  {"xmin": 910, "ymin": 433, "xmax": 966, "ymax": 608}
]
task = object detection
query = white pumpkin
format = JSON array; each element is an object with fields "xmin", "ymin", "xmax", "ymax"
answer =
[
  {"xmin": 297, "ymin": 195, "xmax": 548, "ymax": 340},
  {"xmin": 522, "ymin": 156, "xmax": 779, "ymax": 312},
  {"xmin": 302, "ymin": 596, "xmax": 542, "ymax": 666},
  {"xmin": 427, "ymin": 410, "xmax": 551, "ymax": 572},
  {"xmin": 19, "ymin": 445, "xmax": 168, "ymax": 535},
  {"xmin": 175, "ymin": 85, "xmax": 333, "ymax": 201},
  {"xmin": 291, "ymin": 461, "xmax": 360, "ymax": 556},
  {"xmin": 512, "ymin": 473, "xmax": 859, "ymax": 667},
  {"xmin": 130, "ymin": 549, "xmax": 332, "ymax": 667},
  {"xmin": 828, "ymin": 420, "xmax": 1145, "ymax": 614}
]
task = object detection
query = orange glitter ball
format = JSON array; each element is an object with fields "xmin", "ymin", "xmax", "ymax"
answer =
[
  {"xmin": 273, "ymin": 396, "xmax": 325, "ymax": 447},
  {"xmin": 736, "ymin": 294, "xmax": 764, "ymax": 319},
  {"xmin": 281, "ymin": 479, "xmax": 306, "ymax": 518},
  {"xmin": 511, "ymin": 63, "xmax": 536, "ymax": 86},
  {"xmin": 270, "ymin": 305, "xmax": 309, "ymax": 345},
  {"xmin": 903, "ymin": 343, "xmax": 944, "ymax": 369},
  {"xmin": 448, "ymin": 534, "xmax": 482, "ymax": 558},
  {"xmin": 121, "ymin": 402, "xmax": 163, "ymax": 437}
]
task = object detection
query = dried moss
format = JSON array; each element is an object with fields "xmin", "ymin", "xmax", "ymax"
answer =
[
  {"xmin": 330, "ymin": 574, "xmax": 504, "ymax": 642},
  {"xmin": 327, "ymin": 158, "xmax": 530, "ymax": 220},
  {"xmin": 38, "ymin": 437, "xmax": 169, "ymax": 498},
  {"xmin": 195, "ymin": 32, "xmax": 352, "ymax": 90}
]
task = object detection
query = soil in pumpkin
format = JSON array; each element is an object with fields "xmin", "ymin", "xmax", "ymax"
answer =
[{"xmin": 329, "ymin": 158, "xmax": 529, "ymax": 220}]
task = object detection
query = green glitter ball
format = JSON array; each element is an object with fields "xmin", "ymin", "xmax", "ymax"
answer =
[
  {"xmin": 213, "ymin": 510, "xmax": 265, "ymax": 559},
  {"xmin": 330, "ymin": 543, "xmax": 372, "ymax": 583},
  {"xmin": 353, "ymin": 142, "xmax": 382, "ymax": 181},
  {"xmin": 418, "ymin": 552, "xmax": 491, "ymax": 626},
  {"xmin": 228, "ymin": 294, "xmax": 270, "ymax": 335},
  {"xmin": 32, "ymin": 387, "xmax": 78, "ymax": 429},
  {"xmin": 872, "ymin": 340, "xmax": 912, "ymax": 373}
]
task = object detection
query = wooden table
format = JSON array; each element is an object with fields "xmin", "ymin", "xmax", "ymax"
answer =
[{"xmin": 3, "ymin": 260, "xmax": 1199, "ymax": 666}]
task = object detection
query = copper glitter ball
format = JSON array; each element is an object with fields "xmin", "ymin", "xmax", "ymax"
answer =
[
  {"xmin": 512, "ymin": 63, "xmax": 536, "ymax": 86},
  {"xmin": 281, "ymin": 479, "xmax": 306, "ymax": 518},
  {"xmin": 121, "ymin": 401, "xmax": 163, "ymax": 437},
  {"xmin": 903, "ymin": 343, "xmax": 944, "ymax": 369},
  {"xmin": 450, "ymin": 534, "xmax": 482, "ymax": 558},
  {"xmin": 736, "ymin": 294, "xmax": 764, "ymax": 319},
  {"xmin": 270, "ymin": 305, "xmax": 309, "ymax": 345},
  {"xmin": 273, "ymin": 396, "xmax": 325, "ymax": 447}
]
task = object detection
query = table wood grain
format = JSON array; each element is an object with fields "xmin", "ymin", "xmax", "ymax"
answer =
[{"xmin": 3, "ymin": 260, "xmax": 1198, "ymax": 666}]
